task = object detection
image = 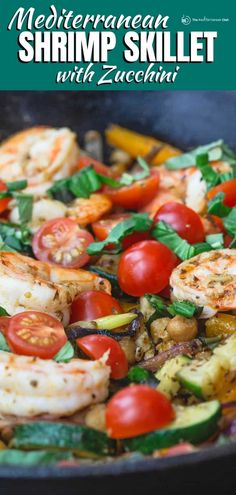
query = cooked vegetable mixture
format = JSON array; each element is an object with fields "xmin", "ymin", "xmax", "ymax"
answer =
[{"xmin": 0, "ymin": 124, "xmax": 235, "ymax": 466}]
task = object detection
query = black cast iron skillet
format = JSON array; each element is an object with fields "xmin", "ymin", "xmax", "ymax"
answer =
[{"xmin": 0, "ymin": 91, "xmax": 236, "ymax": 495}]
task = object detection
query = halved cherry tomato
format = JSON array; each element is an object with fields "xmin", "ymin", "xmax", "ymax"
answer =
[
  {"xmin": 153, "ymin": 202, "xmax": 205, "ymax": 244},
  {"xmin": 76, "ymin": 155, "xmax": 112, "ymax": 177},
  {"xmin": 106, "ymin": 385, "xmax": 175, "ymax": 439},
  {"xmin": 0, "ymin": 180, "xmax": 10, "ymax": 214},
  {"xmin": 77, "ymin": 334, "xmax": 128, "ymax": 379},
  {"xmin": 92, "ymin": 213, "xmax": 150, "ymax": 250},
  {"xmin": 0, "ymin": 316, "xmax": 11, "ymax": 336},
  {"xmin": 6, "ymin": 311, "xmax": 67, "ymax": 359},
  {"xmin": 118, "ymin": 240, "xmax": 178, "ymax": 297},
  {"xmin": 32, "ymin": 218, "xmax": 94, "ymax": 268},
  {"xmin": 70, "ymin": 290, "xmax": 122, "ymax": 323},
  {"xmin": 104, "ymin": 170, "xmax": 160, "ymax": 210},
  {"xmin": 207, "ymin": 178, "xmax": 236, "ymax": 207}
]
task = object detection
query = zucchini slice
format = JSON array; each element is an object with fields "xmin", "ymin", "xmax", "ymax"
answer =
[
  {"xmin": 156, "ymin": 355, "xmax": 191, "ymax": 398},
  {"xmin": 178, "ymin": 334, "xmax": 236, "ymax": 398},
  {"xmin": 124, "ymin": 400, "xmax": 220, "ymax": 454},
  {"xmin": 10, "ymin": 422, "xmax": 115, "ymax": 458}
]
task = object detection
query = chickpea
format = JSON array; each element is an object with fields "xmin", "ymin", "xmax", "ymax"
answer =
[{"xmin": 167, "ymin": 315, "xmax": 198, "ymax": 342}]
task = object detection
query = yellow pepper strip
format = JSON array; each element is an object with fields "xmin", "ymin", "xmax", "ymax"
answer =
[
  {"xmin": 214, "ymin": 373, "xmax": 236, "ymax": 412},
  {"xmin": 205, "ymin": 313, "xmax": 236, "ymax": 338},
  {"xmin": 105, "ymin": 125, "xmax": 182, "ymax": 166}
]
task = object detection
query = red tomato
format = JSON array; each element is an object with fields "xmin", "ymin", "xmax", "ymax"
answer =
[
  {"xmin": 154, "ymin": 202, "xmax": 205, "ymax": 244},
  {"xmin": 207, "ymin": 178, "xmax": 236, "ymax": 207},
  {"xmin": 76, "ymin": 155, "xmax": 112, "ymax": 177},
  {"xmin": 106, "ymin": 385, "xmax": 175, "ymax": 439},
  {"xmin": 32, "ymin": 218, "xmax": 94, "ymax": 268},
  {"xmin": 6, "ymin": 311, "xmax": 67, "ymax": 359},
  {"xmin": 104, "ymin": 171, "xmax": 160, "ymax": 210},
  {"xmin": 118, "ymin": 240, "xmax": 177, "ymax": 297},
  {"xmin": 70, "ymin": 290, "xmax": 122, "ymax": 323},
  {"xmin": 92, "ymin": 213, "xmax": 150, "ymax": 250},
  {"xmin": 0, "ymin": 316, "xmax": 11, "ymax": 336},
  {"xmin": 77, "ymin": 334, "xmax": 128, "ymax": 379},
  {"xmin": 0, "ymin": 180, "xmax": 10, "ymax": 214}
]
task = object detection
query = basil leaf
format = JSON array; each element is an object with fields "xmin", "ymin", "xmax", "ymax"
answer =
[
  {"xmin": 69, "ymin": 166, "xmax": 102, "ymax": 198},
  {"xmin": 6, "ymin": 180, "xmax": 28, "ymax": 192},
  {"xmin": 224, "ymin": 208, "xmax": 236, "ymax": 237},
  {"xmin": 87, "ymin": 213, "xmax": 152, "ymax": 255},
  {"xmin": 0, "ymin": 222, "xmax": 32, "ymax": 256},
  {"xmin": 54, "ymin": 341, "xmax": 74, "ymax": 362},
  {"xmin": 207, "ymin": 192, "xmax": 231, "ymax": 217},
  {"xmin": 153, "ymin": 221, "xmax": 195, "ymax": 260},
  {"xmin": 165, "ymin": 140, "xmax": 224, "ymax": 170},
  {"xmin": 145, "ymin": 294, "xmax": 169, "ymax": 317},
  {"xmin": 196, "ymin": 153, "xmax": 219, "ymax": 190},
  {"xmin": 168, "ymin": 301, "xmax": 200, "ymax": 318},
  {"xmin": 14, "ymin": 194, "xmax": 33, "ymax": 224},
  {"xmin": 0, "ymin": 332, "xmax": 11, "ymax": 352},
  {"xmin": 205, "ymin": 233, "xmax": 224, "ymax": 250},
  {"xmin": 127, "ymin": 366, "xmax": 159, "ymax": 387},
  {"xmin": 0, "ymin": 306, "xmax": 9, "ymax": 316}
]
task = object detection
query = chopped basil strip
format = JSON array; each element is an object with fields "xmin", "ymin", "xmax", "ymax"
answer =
[
  {"xmin": 145, "ymin": 294, "xmax": 200, "ymax": 319},
  {"xmin": 87, "ymin": 213, "xmax": 152, "ymax": 255},
  {"xmin": 0, "ymin": 222, "xmax": 32, "ymax": 256},
  {"xmin": 6, "ymin": 180, "xmax": 28, "ymax": 192},
  {"xmin": 15, "ymin": 194, "xmax": 33, "ymax": 224},
  {"xmin": 205, "ymin": 233, "xmax": 224, "ymax": 250},
  {"xmin": 54, "ymin": 341, "xmax": 74, "ymax": 362},
  {"xmin": 127, "ymin": 366, "xmax": 159, "ymax": 387},
  {"xmin": 223, "ymin": 208, "xmax": 236, "ymax": 237},
  {"xmin": 165, "ymin": 140, "xmax": 224, "ymax": 170},
  {"xmin": 153, "ymin": 221, "xmax": 217, "ymax": 260},
  {"xmin": 196, "ymin": 153, "xmax": 219, "ymax": 190},
  {"xmin": 0, "ymin": 306, "xmax": 9, "ymax": 316},
  {"xmin": 207, "ymin": 192, "xmax": 231, "ymax": 217},
  {"xmin": 0, "ymin": 332, "xmax": 11, "ymax": 352}
]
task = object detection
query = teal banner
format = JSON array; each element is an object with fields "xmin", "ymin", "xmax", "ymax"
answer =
[{"xmin": 0, "ymin": 0, "xmax": 235, "ymax": 90}]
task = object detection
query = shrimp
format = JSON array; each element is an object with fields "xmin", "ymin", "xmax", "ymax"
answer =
[
  {"xmin": 66, "ymin": 193, "xmax": 112, "ymax": 227},
  {"xmin": 10, "ymin": 198, "xmax": 67, "ymax": 233},
  {"xmin": 0, "ymin": 351, "xmax": 110, "ymax": 417},
  {"xmin": 0, "ymin": 252, "xmax": 110, "ymax": 325},
  {"xmin": 0, "ymin": 127, "xmax": 79, "ymax": 197},
  {"xmin": 170, "ymin": 249, "xmax": 236, "ymax": 318}
]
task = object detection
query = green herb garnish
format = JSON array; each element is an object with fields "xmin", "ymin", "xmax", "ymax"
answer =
[
  {"xmin": 87, "ymin": 213, "xmax": 152, "ymax": 255},
  {"xmin": 54, "ymin": 341, "xmax": 74, "ymax": 362},
  {"xmin": 127, "ymin": 366, "xmax": 159, "ymax": 387},
  {"xmin": 165, "ymin": 140, "xmax": 224, "ymax": 170},
  {"xmin": 0, "ymin": 332, "xmax": 11, "ymax": 352},
  {"xmin": 145, "ymin": 294, "xmax": 201, "ymax": 320},
  {"xmin": 0, "ymin": 222, "xmax": 32, "ymax": 255},
  {"xmin": 196, "ymin": 153, "xmax": 219, "ymax": 190}
]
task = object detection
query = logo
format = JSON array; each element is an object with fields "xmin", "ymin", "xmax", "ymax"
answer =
[{"xmin": 181, "ymin": 15, "xmax": 191, "ymax": 26}]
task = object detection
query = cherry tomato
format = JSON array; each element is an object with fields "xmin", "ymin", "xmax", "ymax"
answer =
[
  {"xmin": 154, "ymin": 202, "xmax": 205, "ymax": 244},
  {"xmin": 207, "ymin": 178, "xmax": 236, "ymax": 207},
  {"xmin": 118, "ymin": 240, "xmax": 178, "ymax": 297},
  {"xmin": 6, "ymin": 311, "xmax": 67, "ymax": 359},
  {"xmin": 77, "ymin": 334, "xmax": 128, "ymax": 379},
  {"xmin": 104, "ymin": 170, "xmax": 160, "ymax": 210},
  {"xmin": 106, "ymin": 385, "xmax": 175, "ymax": 439},
  {"xmin": 32, "ymin": 218, "xmax": 94, "ymax": 268},
  {"xmin": 70, "ymin": 290, "xmax": 122, "ymax": 323},
  {"xmin": 92, "ymin": 213, "xmax": 150, "ymax": 250},
  {"xmin": 76, "ymin": 155, "xmax": 112, "ymax": 177},
  {"xmin": 0, "ymin": 180, "xmax": 10, "ymax": 214},
  {"xmin": 0, "ymin": 316, "xmax": 11, "ymax": 336}
]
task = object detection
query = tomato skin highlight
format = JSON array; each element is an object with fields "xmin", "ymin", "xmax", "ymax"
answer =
[
  {"xmin": 0, "ymin": 180, "xmax": 10, "ymax": 214},
  {"xmin": 153, "ymin": 202, "xmax": 205, "ymax": 244},
  {"xmin": 118, "ymin": 240, "xmax": 178, "ymax": 297},
  {"xmin": 70, "ymin": 290, "xmax": 122, "ymax": 323},
  {"xmin": 76, "ymin": 155, "xmax": 112, "ymax": 177},
  {"xmin": 32, "ymin": 218, "xmax": 94, "ymax": 268},
  {"xmin": 77, "ymin": 334, "xmax": 128, "ymax": 379},
  {"xmin": 207, "ymin": 178, "xmax": 236, "ymax": 207},
  {"xmin": 92, "ymin": 213, "xmax": 150, "ymax": 250},
  {"xmin": 104, "ymin": 170, "xmax": 159, "ymax": 210},
  {"xmin": 6, "ymin": 311, "xmax": 67, "ymax": 359},
  {"xmin": 106, "ymin": 385, "xmax": 175, "ymax": 439}
]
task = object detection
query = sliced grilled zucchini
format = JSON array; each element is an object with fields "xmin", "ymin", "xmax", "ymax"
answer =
[
  {"xmin": 124, "ymin": 400, "xmax": 220, "ymax": 454},
  {"xmin": 156, "ymin": 355, "xmax": 191, "ymax": 398},
  {"xmin": 178, "ymin": 334, "xmax": 236, "ymax": 398},
  {"xmin": 10, "ymin": 422, "xmax": 115, "ymax": 458}
]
